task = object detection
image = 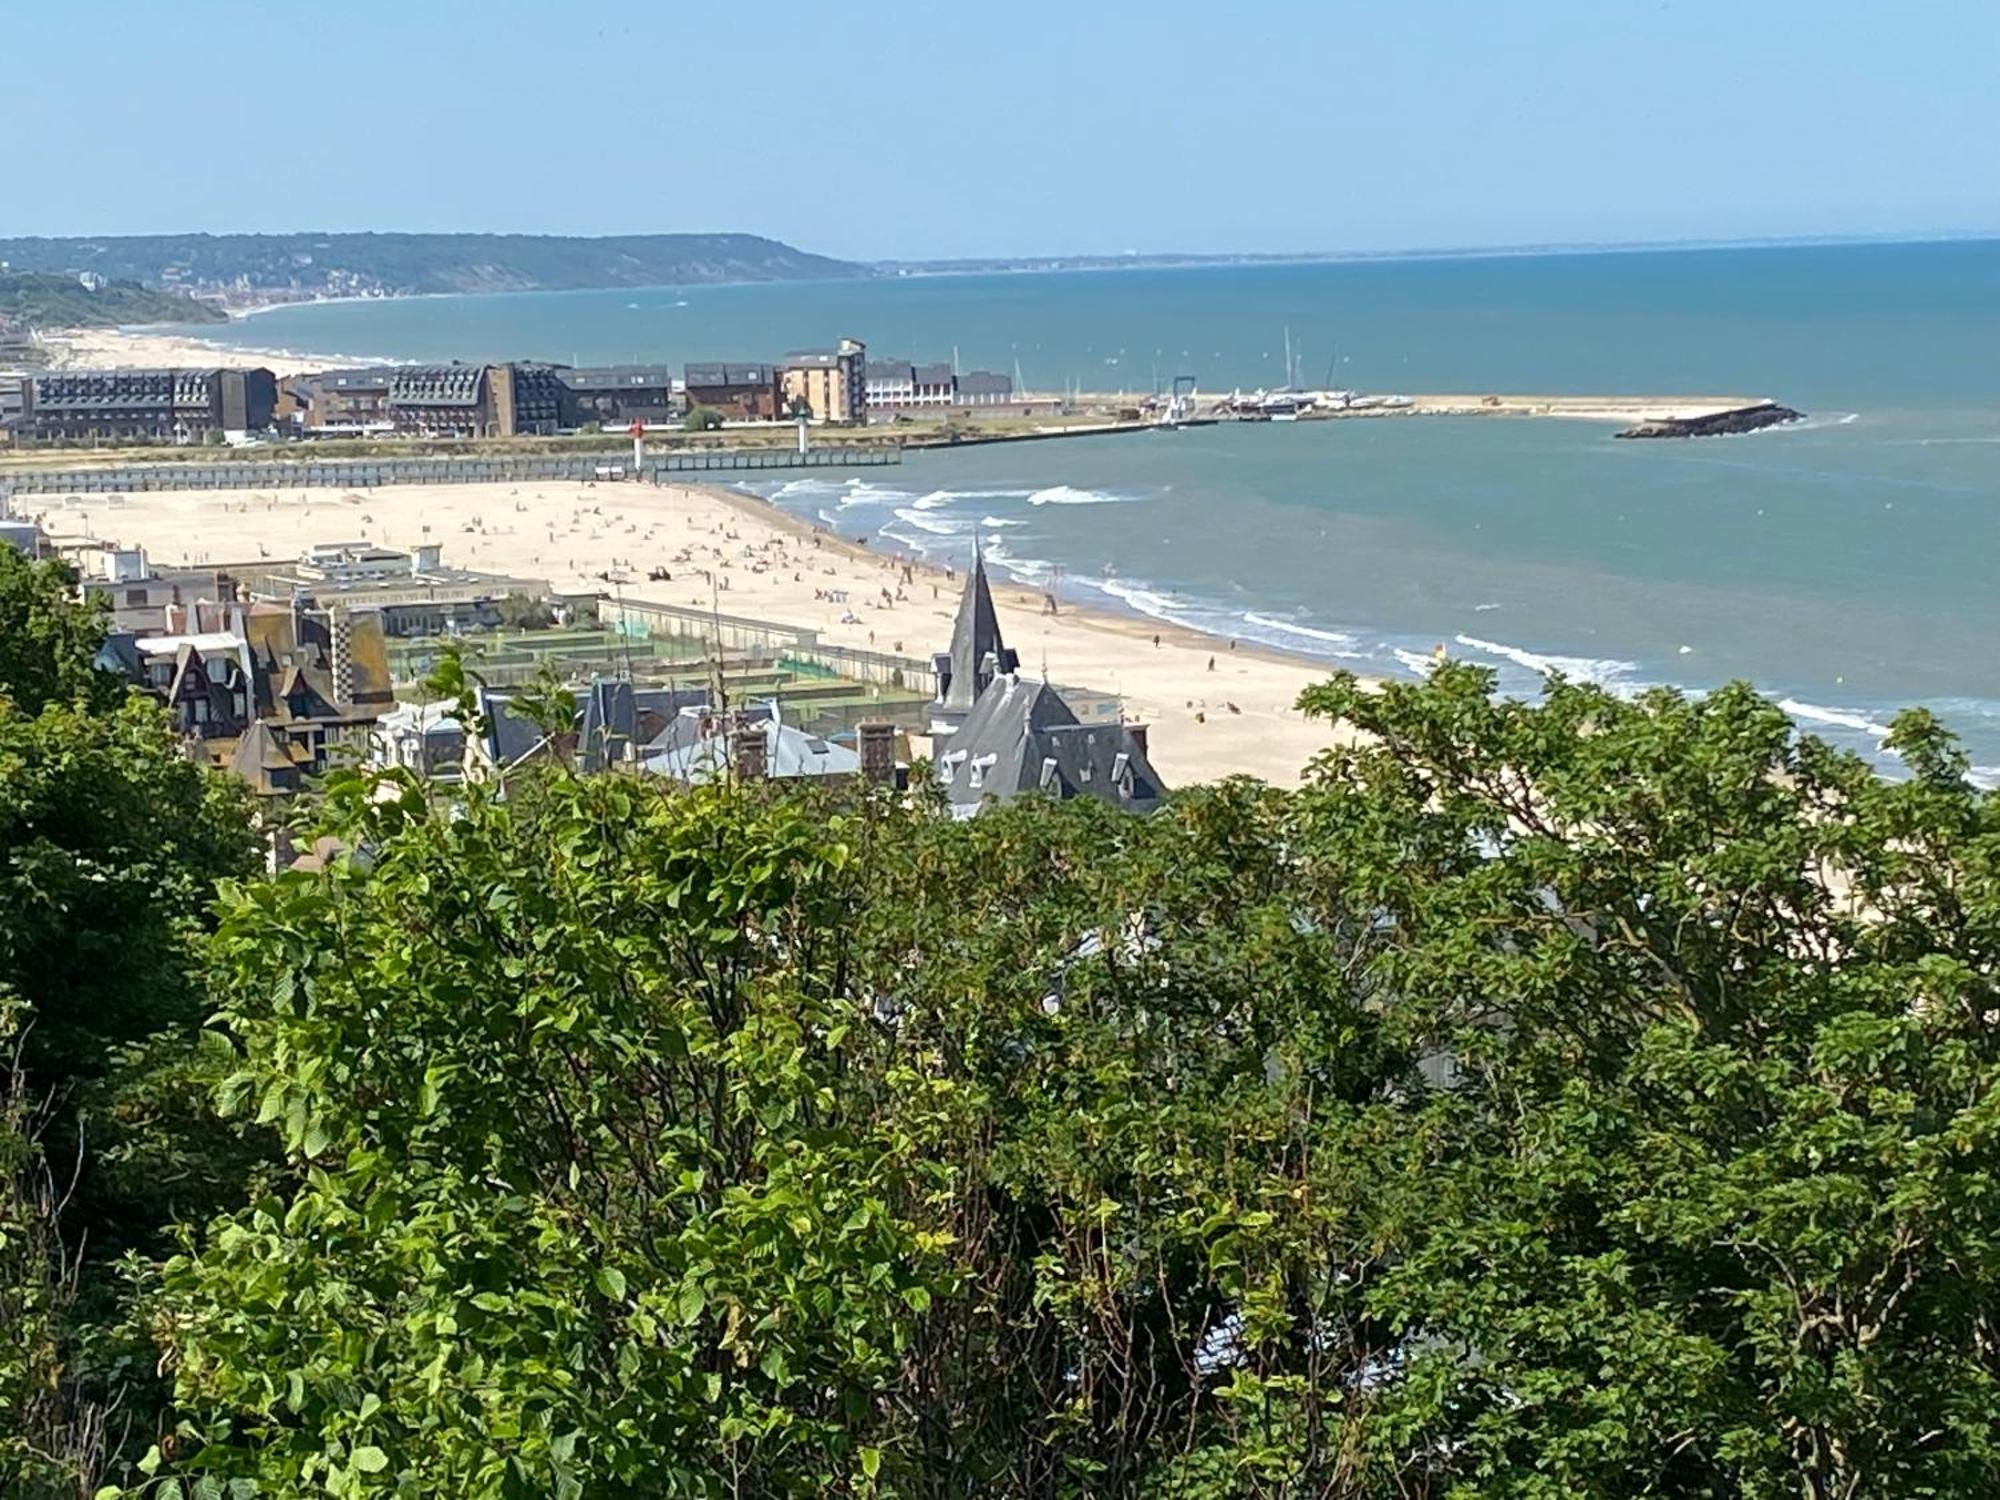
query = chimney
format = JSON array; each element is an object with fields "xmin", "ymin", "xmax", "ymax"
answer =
[
  {"xmin": 730, "ymin": 724, "xmax": 767, "ymax": 782},
  {"xmin": 857, "ymin": 722, "xmax": 896, "ymax": 785},
  {"xmin": 1127, "ymin": 723, "xmax": 1148, "ymax": 757},
  {"xmin": 328, "ymin": 611, "xmax": 355, "ymax": 705}
]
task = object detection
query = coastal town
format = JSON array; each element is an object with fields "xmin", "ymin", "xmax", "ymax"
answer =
[
  {"xmin": 0, "ymin": 457, "xmax": 1194, "ymax": 846},
  {"xmin": 0, "ymin": 309, "xmax": 1801, "ymax": 837},
  {"xmin": 0, "ymin": 338, "xmax": 1035, "ymax": 444}
]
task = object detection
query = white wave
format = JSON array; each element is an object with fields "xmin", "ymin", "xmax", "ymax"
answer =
[
  {"xmin": 767, "ymin": 477, "xmax": 844, "ymax": 502},
  {"xmin": 1392, "ymin": 648, "xmax": 1440, "ymax": 677},
  {"xmin": 1778, "ymin": 698, "xmax": 1894, "ymax": 740},
  {"xmin": 1453, "ymin": 634, "xmax": 1640, "ymax": 692},
  {"xmin": 1027, "ymin": 485, "xmax": 1134, "ymax": 507},
  {"xmin": 1243, "ymin": 611, "xmax": 1358, "ymax": 648},
  {"xmin": 911, "ymin": 487, "xmax": 1026, "ymax": 510},
  {"xmin": 1091, "ymin": 575, "xmax": 1193, "ymax": 621},
  {"xmin": 1778, "ymin": 411, "xmax": 1862, "ymax": 434},
  {"xmin": 982, "ymin": 537, "xmax": 1052, "ymax": 585},
  {"xmin": 837, "ymin": 479, "xmax": 906, "ymax": 509},
  {"xmin": 892, "ymin": 506, "xmax": 971, "ymax": 537},
  {"xmin": 978, "ymin": 515, "xmax": 1024, "ymax": 529}
]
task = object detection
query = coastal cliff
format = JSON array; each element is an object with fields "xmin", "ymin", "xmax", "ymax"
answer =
[
  {"xmin": 1616, "ymin": 402, "xmax": 1803, "ymax": 438},
  {"xmin": 0, "ymin": 232, "xmax": 867, "ymax": 310}
]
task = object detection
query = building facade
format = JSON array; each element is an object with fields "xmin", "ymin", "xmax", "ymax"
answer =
[
  {"xmin": 22, "ymin": 367, "xmax": 277, "ymax": 443},
  {"xmin": 295, "ymin": 363, "xmax": 573, "ymax": 437},
  {"xmin": 560, "ymin": 365, "xmax": 680, "ymax": 426},
  {"xmin": 955, "ymin": 370, "xmax": 1015, "ymax": 406},
  {"xmin": 683, "ymin": 362, "xmax": 780, "ymax": 421},
  {"xmin": 778, "ymin": 337, "xmax": 867, "ymax": 423}
]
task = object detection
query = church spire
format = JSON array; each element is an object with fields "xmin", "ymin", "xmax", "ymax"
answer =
[{"xmin": 943, "ymin": 542, "xmax": 1008, "ymax": 715}]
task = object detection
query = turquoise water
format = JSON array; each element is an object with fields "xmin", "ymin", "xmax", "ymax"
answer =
[{"xmin": 175, "ymin": 241, "xmax": 2000, "ymax": 775}]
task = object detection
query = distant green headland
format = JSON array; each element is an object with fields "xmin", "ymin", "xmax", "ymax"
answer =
[
  {"xmin": 0, "ymin": 270, "xmax": 226, "ymax": 334},
  {"xmin": 0, "ymin": 232, "xmax": 867, "ymax": 311}
]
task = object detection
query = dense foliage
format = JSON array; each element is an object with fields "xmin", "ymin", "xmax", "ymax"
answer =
[
  {"xmin": 3, "ymin": 538, "xmax": 1998, "ymax": 1494},
  {"xmin": 0, "ymin": 551, "xmax": 256, "ymax": 1498}
]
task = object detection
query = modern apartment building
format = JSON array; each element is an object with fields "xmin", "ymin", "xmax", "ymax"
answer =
[
  {"xmin": 778, "ymin": 337, "xmax": 867, "ymax": 423},
  {"xmin": 21, "ymin": 367, "xmax": 277, "ymax": 442}
]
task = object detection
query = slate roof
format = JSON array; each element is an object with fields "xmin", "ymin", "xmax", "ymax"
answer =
[
  {"xmin": 684, "ymin": 362, "xmax": 774, "ymax": 388},
  {"xmin": 912, "ymin": 362, "xmax": 954, "ymax": 386},
  {"xmin": 577, "ymin": 679, "xmax": 709, "ymax": 771},
  {"xmin": 561, "ymin": 365, "xmax": 676, "ymax": 392},
  {"xmin": 640, "ymin": 703, "xmax": 858, "ymax": 782},
  {"xmin": 934, "ymin": 674, "xmax": 1166, "ymax": 817},
  {"xmin": 306, "ymin": 367, "xmax": 396, "ymax": 393},
  {"xmin": 478, "ymin": 686, "xmax": 556, "ymax": 769},
  {"xmin": 958, "ymin": 370, "xmax": 1014, "ymax": 395},
  {"xmin": 228, "ymin": 720, "xmax": 305, "ymax": 794},
  {"xmin": 388, "ymin": 365, "xmax": 486, "ymax": 406},
  {"xmin": 939, "ymin": 550, "xmax": 1013, "ymax": 718},
  {"xmin": 94, "ymin": 632, "xmax": 145, "ymax": 678}
]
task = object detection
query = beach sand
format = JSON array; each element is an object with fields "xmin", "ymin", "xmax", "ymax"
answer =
[
  {"xmin": 24, "ymin": 478, "xmax": 1353, "ymax": 787},
  {"xmin": 38, "ymin": 325, "xmax": 333, "ymax": 378}
]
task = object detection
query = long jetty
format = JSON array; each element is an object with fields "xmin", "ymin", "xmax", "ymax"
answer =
[{"xmin": 0, "ymin": 442, "xmax": 899, "ymax": 499}]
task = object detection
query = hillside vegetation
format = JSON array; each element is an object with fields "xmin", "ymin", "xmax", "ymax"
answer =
[
  {"xmin": 0, "ymin": 270, "xmax": 225, "ymax": 332},
  {"xmin": 0, "ymin": 232, "xmax": 867, "ymax": 303},
  {"xmin": 6, "ymin": 546, "xmax": 2000, "ymax": 1497}
]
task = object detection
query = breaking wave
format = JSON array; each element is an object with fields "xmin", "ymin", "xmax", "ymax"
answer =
[
  {"xmin": 1453, "ymin": 634, "xmax": 1642, "ymax": 694},
  {"xmin": 1243, "ymin": 611, "xmax": 1359, "ymax": 649},
  {"xmin": 1777, "ymin": 698, "xmax": 1895, "ymax": 740},
  {"xmin": 1027, "ymin": 485, "xmax": 1133, "ymax": 506},
  {"xmin": 892, "ymin": 506, "xmax": 972, "ymax": 537}
]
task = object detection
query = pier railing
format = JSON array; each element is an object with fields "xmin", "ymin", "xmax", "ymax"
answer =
[{"xmin": 0, "ymin": 443, "xmax": 898, "ymax": 498}]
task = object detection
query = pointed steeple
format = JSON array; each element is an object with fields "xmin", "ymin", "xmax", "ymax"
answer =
[{"xmin": 944, "ymin": 543, "xmax": 1008, "ymax": 715}]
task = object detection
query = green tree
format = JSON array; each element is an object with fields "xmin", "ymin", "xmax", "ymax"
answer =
[
  {"xmin": 0, "ymin": 548, "xmax": 119, "ymax": 716},
  {"xmin": 683, "ymin": 404, "xmax": 723, "ymax": 433},
  {"xmin": 0, "ymin": 553, "xmax": 258, "ymax": 1495},
  {"xmin": 1284, "ymin": 666, "xmax": 2000, "ymax": 1497},
  {"xmin": 147, "ymin": 770, "xmax": 952, "ymax": 1496},
  {"xmin": 104, "ymin": 662, "xmax": 2000, "ymax": 1497},
  {"xmin": 494, "ymin": 591, "xmax": 555, "ymax": 631}
]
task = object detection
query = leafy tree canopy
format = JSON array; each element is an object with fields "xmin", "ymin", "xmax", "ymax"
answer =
[{"xmin": 15, "ymin": 655, "xmax": 2000, "ymax": 1497}]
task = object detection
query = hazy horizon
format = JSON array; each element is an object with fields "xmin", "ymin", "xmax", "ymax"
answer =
[
  {"xmin": 13, "ymin": 1, "xmax": 1997, "ymax": 261},
  {"xmin": 9, "ymin": 227, "xmax": 1997, "ymax": 275}
]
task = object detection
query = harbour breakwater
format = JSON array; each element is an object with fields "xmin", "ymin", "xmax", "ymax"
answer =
[{"xmin": 1616, "ymin": 402, "xmax": 1804, "ymax": 439}]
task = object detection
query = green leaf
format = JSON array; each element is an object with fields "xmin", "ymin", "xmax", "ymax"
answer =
[
  {"xmin": 351, "ymin": 1445, "xmax": 389, "ymax": 1473},
  {"xmin": 594, "ymin": 1266, "xmax": 626, "ymax": 1301}
]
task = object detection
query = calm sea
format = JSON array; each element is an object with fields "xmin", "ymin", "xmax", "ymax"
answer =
[{"xmin": 175, "ymin": 241, "xmax": 2000, "ymax": 777}]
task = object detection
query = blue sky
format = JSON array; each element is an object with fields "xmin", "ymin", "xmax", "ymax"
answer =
[{"xmin": 11, "ymin": 0, "xmax": 1996, "ymax": 260}]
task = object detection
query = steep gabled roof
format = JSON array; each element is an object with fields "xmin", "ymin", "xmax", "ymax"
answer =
[
  {"xmin": 943, "ymin": 550, "xmax": 1008, "ymax": 716},
  {"xmin": 228, "ymin": 719, "xmax": 305, "ymax": 794},
  {"xmin": 935, "ymin": 674, "xmax": 1165, "ymax": 817}
]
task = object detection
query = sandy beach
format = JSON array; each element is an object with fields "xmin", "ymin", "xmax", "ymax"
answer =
[
  {"xmin": 36, "ymin": 324, "xmax": 337, "ymax": 378},
  {"xmin": 22, "ymin": 477, "xmax": 1351, "ymax": 787}
]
